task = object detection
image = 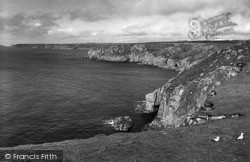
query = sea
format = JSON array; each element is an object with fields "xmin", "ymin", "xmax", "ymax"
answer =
[{"xmin": 0, "ymin": 47, "xmax": 177, "ymax": 147}]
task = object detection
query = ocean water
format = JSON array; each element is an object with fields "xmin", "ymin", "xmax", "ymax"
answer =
[{"xmin": 0, "ymin": 48, "xmax": 177, "ymax": 147}]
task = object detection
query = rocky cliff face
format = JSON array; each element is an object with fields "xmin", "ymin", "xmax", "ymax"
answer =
[
  {"xmin": 14, "ymin": 42, "xmax": 248, "ymax": 130},
  {"xmin": 85, "ymin": 43, "xmax": 222, "ymax": 71},
  {"xmin": 144, "ymin": 43, "xmax": 248, "ymax": 129},
  {"xmin": 86, "ymin": 41, "xmax": 249, "ymax": 129}
]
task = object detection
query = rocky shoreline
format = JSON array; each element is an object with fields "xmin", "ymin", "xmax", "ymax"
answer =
[
  {"xmin": 85, "ymin": 43, "xmax": 221, "ymax": 71},
  {"xmin": 86, "ymin": 41, "xmax": 249, "ymax": 130},
  {"xmin": 10, "ymin": 41, "xmax": 250, "ymax": 131}
]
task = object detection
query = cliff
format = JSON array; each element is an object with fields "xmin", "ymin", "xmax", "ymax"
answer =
[
  {"xmin": 85, "ymin": 41, "xmax": 239, "ymax": 71},
  {"xmin": 86, "ymin": 41, "xmax": 249, "ymax": 129},
  {"xmin": 145, "ymin": 45, "xmax": 248, "ymax": 129}
]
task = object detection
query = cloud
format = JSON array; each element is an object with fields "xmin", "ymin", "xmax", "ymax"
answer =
[
  {"xmin": 64, "ymin": 0, "xmax": 115, "ymax": 22},
  {"xmin": 1, "ymin": 0, "xmax": 250, "ymax": 45},
  {"xmin": 0, "ymin": 12, "xmax": 61, "ymax": 37},
  {"xmin": 119, "ymin": 23, "xmax": 149, "ymax": 37},
  {"xmin": 0, "ymin": 17, "xmax": 4, "ymax": 31},
  {"xmin": 61, "ymin": 0, "xmax": 250, "ymax": 25},
  {"xmin": 65, "ymin": 8, "xmax": 110, "ymax": 22}
]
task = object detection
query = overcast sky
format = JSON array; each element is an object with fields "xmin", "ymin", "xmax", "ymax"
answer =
[{"xmin": 0, "ymin": 0, "xmax": 250, "ymax": 45}]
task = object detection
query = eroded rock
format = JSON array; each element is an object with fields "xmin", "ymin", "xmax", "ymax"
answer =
[
  {"xmin": 87, "ymin": 42, "xmax": 248, "ymax": 131},
  {"xmin": 181, "ymin": 113, "xmax": 246, "ymax": 127},
  {"xmin": 144, "ymin": 43, "xmax": 248, "ymax": 129},
  {"xmin": 102, "ymin": 116, "xmax": 133, "ymax": 131},
  {"xmin": 86, "ymin": 43, "xmax": 220, "ymax": 70}
]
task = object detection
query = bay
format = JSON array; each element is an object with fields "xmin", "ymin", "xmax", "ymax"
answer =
[{"xmin": 0, "ymin": 48, "xmax": 177, "ymax": 147}]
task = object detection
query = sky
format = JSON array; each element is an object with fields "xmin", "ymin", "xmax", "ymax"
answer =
[{"xmin": 0, "ymin": 0, "xmax": 250, "ymax": 46}]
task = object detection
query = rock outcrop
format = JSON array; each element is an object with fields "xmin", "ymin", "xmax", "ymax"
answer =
[
  {"xmin": 143, "ymin": 43, "xmax": 248, "ymax": 129},
  {"xmin": 86, "ymin": 41, "xmax": 249, "ymax": 130},
  {"xmin": 102, "ymin": 116, "xmax": 133, "ymax": 131},
  {"xmin": 85, "ymin": 43, "xmax": 223, "ymax": 71}
]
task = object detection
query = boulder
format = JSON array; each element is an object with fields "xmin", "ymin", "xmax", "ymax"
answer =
[
  {"xmin": 103, "ymin": 116, "xmax": 133, "ymax": 131},
  {"xmin": 134, "ymin": 101, "xmax": 146, "ymax": 113}
]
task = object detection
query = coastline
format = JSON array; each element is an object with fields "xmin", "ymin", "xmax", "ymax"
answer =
[
  {"xmin": 1, "ymin": 41, "xmax": 249, "ymax": 161},
  {"xmin": 85, "ymin": 41, "xmax": 249, "ymax": 128},
  {"xmin": 1, "ymin": 66, "xmax": 249, "ymax": 161}
]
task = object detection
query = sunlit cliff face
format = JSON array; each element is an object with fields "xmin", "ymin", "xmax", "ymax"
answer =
[{"xmin": 0, "ymin": 0, "xmax": 250, "ymax": 46}]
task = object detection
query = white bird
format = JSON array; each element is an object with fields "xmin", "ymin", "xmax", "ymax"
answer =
[
  {"xmin": 213, "ymin": 136, "xmax": 220, "ymax": 142},
  {"xmin": 237, "ymin": 133, "xmax": 244, "ymax": 140}
]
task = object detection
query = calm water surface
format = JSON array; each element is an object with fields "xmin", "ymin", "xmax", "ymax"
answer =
[{"xmin": 0, "ymin": 47, "xmax": 177, "ymax": 147}]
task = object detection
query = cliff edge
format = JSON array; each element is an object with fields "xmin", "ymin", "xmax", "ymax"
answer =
[{"xmin": 86, "ymin": 41, "xmax": 249, "ymax": 130}]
